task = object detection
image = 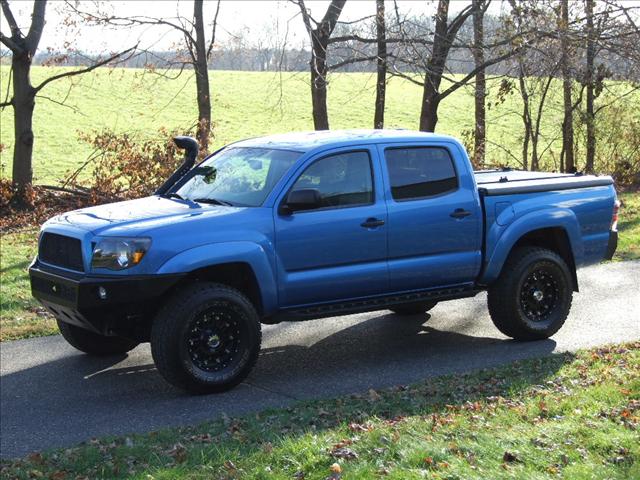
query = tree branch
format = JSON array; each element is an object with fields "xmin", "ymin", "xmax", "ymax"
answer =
[
  {"xmin": 439, "ymin": 48, "xmax": 522, "ymax": 99},
  {"xmin": 34, "ymin": 46, "xmax": 137, "ymax": 93},
  {"xmin": 321, "ymin": 0, "xmax": 347, "ymax": 35},
  {"xmin": 206, "ymin": 0, "xmax": 222, "ymax": 59},
  {"xmin": 0, "ymin": 31, "xmax": 22, "ymax": 53},
  {"xmin": 329, "ymin": 55, "xmax": 378, "ymax": 70},
  {"xmin": 25, "ymin": 0, "xmax": 46, "ymax": 55},
  {"xmin": 0, "ymin": 0, "xmax": 21, "ymax": 38}
]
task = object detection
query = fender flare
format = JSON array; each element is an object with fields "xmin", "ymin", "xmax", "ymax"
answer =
[
  {"xmin": 480, "ymin": 207, "xmax": 583, "ymax": 285},
  {"xmin": 157, "ymin": 241, "xmax": 278, "ymax": 314}
]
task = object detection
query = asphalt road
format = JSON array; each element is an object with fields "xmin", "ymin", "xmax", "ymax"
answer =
[{"xmin": 2, "ymin": 260, "xmax": 639, "ymax": 459}]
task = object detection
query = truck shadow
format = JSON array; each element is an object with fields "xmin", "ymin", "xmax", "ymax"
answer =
[
  {"xmin": 1, "ymin": 308, "xmax": 558, "ymax": 401},
  {"xmin": 1, "ymin": 308, "xmax": 559, "ymax": 458}
]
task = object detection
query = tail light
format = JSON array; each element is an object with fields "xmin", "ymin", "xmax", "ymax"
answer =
[{"xmin": 611, "ymin": 200, "xmax": 620, "ymax": 231}]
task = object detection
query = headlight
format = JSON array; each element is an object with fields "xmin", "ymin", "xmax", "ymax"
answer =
[{"xmin": 91, "ymin": 237, "xmax": 151, "ymax": 271}]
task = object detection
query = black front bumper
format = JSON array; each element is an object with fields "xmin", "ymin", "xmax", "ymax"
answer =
[
  {"xmin": 29, "ymin": 262, "xmax": 184, "ymax": 337},
  {"xmin": 605, "ymin": 230, "xmax": 618, "ymax": 261}
]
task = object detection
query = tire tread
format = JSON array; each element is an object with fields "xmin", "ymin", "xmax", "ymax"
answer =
[{"xmin": 488, "ymin": 247, "xmax": 572, "ymax": 341}]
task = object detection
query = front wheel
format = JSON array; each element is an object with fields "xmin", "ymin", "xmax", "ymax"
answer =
[
  {"xmin": 151, "ymin": 282, "xmax": 261, "ymax": 394},
  {"xmin": 488, "ymin": 247, "xmax": 573, "ymax": 341},
  {"xmin": 57, "ymin": 320, "xmax": 139, "ymax": 355}
]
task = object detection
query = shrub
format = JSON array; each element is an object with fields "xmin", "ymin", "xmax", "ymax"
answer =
[{"xmin": 66, "ymin": 128, "xmax": 192, "ymax": 201}]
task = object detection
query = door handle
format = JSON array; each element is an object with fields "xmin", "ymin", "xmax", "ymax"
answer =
[
  {"xmin": 361, "ymin": 217, "xmax": 385, "ymax": 228},
  {"xmin": 450, "ymin": 208, "xmax": 471, "ymax": 219}
]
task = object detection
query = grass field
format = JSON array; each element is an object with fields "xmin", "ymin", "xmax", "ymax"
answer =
[
  {"xmin": 1, "ymin": 341, "xmax": 638, "ymax": 479},
  {"xmin": 3, "ymin": 66, "xmax": 638, "ymax": 184},
  {"xmin": 1, "ymin": 192, "xmax": 638, "ymax": 342}
]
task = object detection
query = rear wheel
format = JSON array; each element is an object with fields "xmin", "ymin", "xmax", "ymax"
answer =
[
  {"xmin": 488, "ymin": 247, "xmax": 573, "ymax": 340},
  {"xmin": 151, "ymin": 282, "xmax": 261, "ymax": 394},
  {"xmin": 390, "ymin": 301, "xmax": 438, "ymax": 316},
  {"xmin": 57, "ymin": 320, "xmax": 139, "ymax": 355}
]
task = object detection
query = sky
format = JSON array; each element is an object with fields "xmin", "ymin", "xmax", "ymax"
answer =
[
  {"xmin": 3, "ymin": 1, "xmax": 639, "ymax": 55},
  {"xmin": 1, "ymin": 0, "xmax": 514, "ymax": 54}
]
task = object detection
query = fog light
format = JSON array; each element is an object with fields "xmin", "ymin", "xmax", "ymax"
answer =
[{"xmin": 98, "ymin": 286, "xmax": 107, "ymax": 300}]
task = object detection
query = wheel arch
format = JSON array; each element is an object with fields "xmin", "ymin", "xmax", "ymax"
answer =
[
  {"xmin": 481, "ymin": 209, "xmax": 582, "ymax": 291},
  {"xmin": 156, "ymin": 241, "xmax": 278, "ymax": 316}
]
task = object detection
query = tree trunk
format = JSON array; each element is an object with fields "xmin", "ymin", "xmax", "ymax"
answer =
[
  {"xmin": 418, "ymin": 0, "xmax": 449, "ymax": 132},
  {"xmin": 419, "ymin": 86, "xmax": 440, "ymax": 132},
  {"xmin": 517, "ymin": 71, "xmax": 531, "ymax": 171},
  {"xmin": 472, "ymin": 0, "xmax": 486, "ymax": 168},
  {"xmin": 560, "ymin": 0, "xmax": 574, "ymax": 173},
  {"xmin": 297, "ymin": 0, "xmax": 346, "ymax": 131},
  {"xmin": 11, "ymin": 52, "xmax": 36, "ymax": 197},
  {"xmin": 585, "ymin": 0, "xmax": 596, "ymax": 174},
  {"xmin": 193, "ymin": 0, "xmax": 211, "ymax": 152},
  {"xmin": 374, "ymin": 0, "xmax": 386, "ymax": 129},
  {"xmin": 310, "ymin": 35, "xmax": 330, "ymax": 130}
]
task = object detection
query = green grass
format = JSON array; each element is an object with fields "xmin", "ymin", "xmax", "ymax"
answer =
[
  {"xmin": 1, "ymin": 192, "xmax": 638, "ymax": 342},
  {"xmin": 0, "ymin": 228, "xmax": 56, "ymax": 341},
  {"xmin": 2, "ymin": 66, "xmax": 638, "ymax": 183},
  {"xmin": 1, "ymin": 342, "xmax": 638, "ymax": 479},
  {"xmin": 617, "ymin": 191, "xmax": 640, "ymax": 261}
]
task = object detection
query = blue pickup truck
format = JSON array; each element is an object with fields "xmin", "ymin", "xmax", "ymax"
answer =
[{"xmin": 30, "ymin": 130, "xmax": 619, "ymax": 393}]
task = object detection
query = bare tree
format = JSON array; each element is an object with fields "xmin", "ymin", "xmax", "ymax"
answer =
[
  {"xmin": 388, "ymin": 0, "xmax": 515, "ymax": 132},
  {"xmin": 472, "ymin": 0, "xmax": 488, "ymax": 167},
  {"xmin": 559, "ymin": 0, "xmax": 575, "ymax": 173},
  {"xmin": 0, "ymin": 0, "xmax": 135, "ymax": 202},
  {"xmin": 70, "ymin": 0, "xmax": 221, "ymax": 151},
  {"xmin": 374, "ymin": 0, "xmax": 386, "ymax": 129},
  {"xmin": 294, "ymin": 0, "xmax": 347, "ymax": 130},
  {"xmin": 584, "ymin": 0, "xmax": 596, "ymax": 173}
]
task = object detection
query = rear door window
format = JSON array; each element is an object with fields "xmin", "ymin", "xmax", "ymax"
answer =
[{"xmin": 385, "ymin": 147, "xmax": 458, "ymax": 201}]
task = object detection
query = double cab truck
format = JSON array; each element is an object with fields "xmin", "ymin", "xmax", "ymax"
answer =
[{"xmin": 29, "ymin": 130, "xmax": 619, "ymax": 393}]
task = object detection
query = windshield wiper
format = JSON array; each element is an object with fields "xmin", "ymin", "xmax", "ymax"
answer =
[
  {"xmin": 193, "ymin": 197, "xmax": 235, "ymax": 206},
  {"xmin": 162, "ymin": 192, "xmax": 185, "ymax": 200}
]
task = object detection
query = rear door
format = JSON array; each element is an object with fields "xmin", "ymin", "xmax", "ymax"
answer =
[
  {"xmin": 273, "ymin": 146, "xmax": 388, "ymax": 307},
  {"xmin": 377, "ymin": 142, "xmax": 482, "ymax": 292}
]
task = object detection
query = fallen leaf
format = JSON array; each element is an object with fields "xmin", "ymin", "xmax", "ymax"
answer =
[
  {"xmin": 167, "ymin": 443, "xmax": 187, "ymax": 464},
  {"xmin": 331, "ymin": 447, "xmax": 358, "ymax": 460},
  {"xmin": 503, "ymin": 451, "xmax": 520, "ymax": 463},
  {"xmin": 224, "ymin": 460, "xmax": 238, "ymax": 473},
  {"xmin": 368, "ymin": 389, "xmax": 381, "ymax": 401},
  {"xmin": 27, "ymin": 453, "xmax": 44, "ymax": 465}
]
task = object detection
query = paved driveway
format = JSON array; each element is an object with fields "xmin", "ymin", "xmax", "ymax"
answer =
[{"xmin": 2, "ymin": 260, "xmax": 639, "ymax": 458}]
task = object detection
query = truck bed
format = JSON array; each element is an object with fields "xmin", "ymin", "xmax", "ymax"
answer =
[{"xmin": 474, "ymin": 169, "xmax": 614, "ymax": 196}]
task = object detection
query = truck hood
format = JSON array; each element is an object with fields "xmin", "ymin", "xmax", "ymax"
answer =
[{"xmin": 46, "ymin": 196, "xmax": 237, "ymax": 235}]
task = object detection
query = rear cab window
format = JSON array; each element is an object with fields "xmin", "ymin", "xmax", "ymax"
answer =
[{"xmin": 384, "ymin": 147, "xmax": 458, "ymax": 201}]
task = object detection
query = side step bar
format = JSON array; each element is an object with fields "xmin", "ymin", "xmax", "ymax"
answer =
[{"xmin": 272, "ymin": 285, "xmax": 480, "ymax": 323}]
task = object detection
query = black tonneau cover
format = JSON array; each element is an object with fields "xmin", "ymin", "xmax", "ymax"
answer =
[{"xmin": 474, "ymin": 169, "xmax": 614, "ymax": 196}]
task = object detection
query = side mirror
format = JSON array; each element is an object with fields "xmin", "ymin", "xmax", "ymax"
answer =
[{"xmin": 281, "ymin": 188, "xmax": 321, "ymax": 214}]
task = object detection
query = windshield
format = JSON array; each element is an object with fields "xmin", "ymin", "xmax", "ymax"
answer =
[{"xmin": 174, "ymin": 147, "xmax": 302, "ymax": 207}]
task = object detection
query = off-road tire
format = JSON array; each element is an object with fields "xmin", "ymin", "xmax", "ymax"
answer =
[
  {"xmin": 57, "ymin": 320, "xmax": 139, "ymax": 355},
  {"xmin": 151, "ymin": 282, "xmax": 261, "ymax": 394},
  {"xmin": 390, "ymin": 301, "xmax": 438, "ymax": 316},
  {"xmin": 488, "ymin": 247, "xmax": 573, "ymax": 341}
]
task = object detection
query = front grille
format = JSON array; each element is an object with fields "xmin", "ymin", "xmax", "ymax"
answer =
[{"xmin": 39, "ymin": 233, "xmax": 84, "ymax": 272}]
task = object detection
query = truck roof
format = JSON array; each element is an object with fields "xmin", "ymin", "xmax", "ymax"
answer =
[{"xmin": 232, "ymin": 129, "xmax": 458, "ymax": 152}]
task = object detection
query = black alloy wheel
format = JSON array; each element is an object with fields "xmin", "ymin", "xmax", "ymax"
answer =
[{"xmin": 151, "ymin": 282, "xmax": 261, "ymax": 394}]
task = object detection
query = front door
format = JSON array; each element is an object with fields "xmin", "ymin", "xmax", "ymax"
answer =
[{"xmin": 274, "ymin": 147, "xmax": 388, "ymax": 307}]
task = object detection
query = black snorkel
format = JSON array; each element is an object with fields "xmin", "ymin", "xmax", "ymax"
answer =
[{"xmin": 155, "ymin": 136, "xmax": 199, "ymax": 196}]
